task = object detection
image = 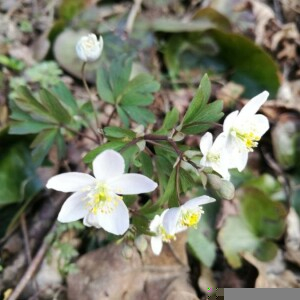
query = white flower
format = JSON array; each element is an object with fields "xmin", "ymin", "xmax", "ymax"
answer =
[
  {"xmin": 200, "ymin": 132, "xmax": 230, "ymax": 180},
  {"xmin": 76, "ymin": 33, "xmax": 103, "ymax": 62},
  {"xmin": 46, "ymin": 150, "xmax": 157, "ymax": 235},
  {"xmin": 163, "ymin": 196, "xmax": 215, "ymax": 235},
  {"xmin": 149, "ymin": 211, "xmax": 177, "ymax": 255},
  {"xmin": 223, "ymin": 91, "xmax": 270, "ymax": 171}
]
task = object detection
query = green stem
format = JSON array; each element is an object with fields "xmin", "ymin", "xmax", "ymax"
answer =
[{"xmin": 81, "ymin": 62, "xmax": 101, "ymax": 142}]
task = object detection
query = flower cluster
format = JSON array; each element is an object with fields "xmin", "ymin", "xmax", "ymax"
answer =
[
  {"xmin": 149, "ymin": 196, "xmax": 215, "ymax": 255},
  {"xmin": 45, "ymin": 34, "xmax": 270, "ymax": 256},
  {"xmin": 200, "ymin": 91, "xmax": 270, "ymax": 179}
]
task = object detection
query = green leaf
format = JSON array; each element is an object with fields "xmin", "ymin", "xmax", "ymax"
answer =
[
  {"xmin": 188, "ymin": 228, "xmax": 216, "ymax": 267},
  {"xmin": 14, "ymin": 86, "xmax": 54, "ymax": 122},
  {"xmin": 155, "ymin": 154, "xmax": 174, "ymax": 191},
  {"xmin": 181, "ymin": 100, "xmax": 224, "ymax": 134},
  {"xmin": 254, "ymin": 240, "xmax": 278, "ymax": 262},
  {"xmin": 97, "ymin": 68, "xmax": 114, "ymax": 104},
  {"xmin": 156, "ymin": 107, "xmax": 180, "ymax": 134},
  {"xmin": 122, "ymin": 106, "xmax": 155, "ymax": 125},
  {"xmin": 31, "ymin": 129, "xmax": 59, "ymax": 166},
  {"xmin": 240, "ymin": 187, "xmax": 286, "ymax": 240},
  {"xmin": 103, "ymin": 126, "xmax": 136, "ymax": 140},
  {"xmin": 140, "ymin": 152, "xmax": 154, "ymax": 178},
  {"xmin": 121, "ymin": 73, "xmax": 160, "ymax": 106},
  {"xmin": 51, "ymin": 82, "xmax": 78, "ymax": 114},
  {"xmin": 204, "ymin": 29, "xmax": 280, "ymax": 97},
  {"xmin": 0, "ymin": 143, "xmax": 42, "ymax": 205},
  {"xmin": 56, "ymin": 131, "xmax": 66, "ymax": 160},
  {"xmin": 39, "ymin": 89, "xmax": 71, "ymax": 123},
  {"xmin": 217, "ymin": 216, "xmax": 260, "ymax": 268},
  {"xmin": 116, "ymin": 105, "xmax": 130, "ymax": 127},
  {"xmin": 161, "ymin": 168, "xmax": 179, "ymax": 207},
  {"xmin": 83, "ymin": 141, "xmax": 126, "ymax": 164},
  {"xmin": 111, "ymin": 57, "xmax": 132, "ymax": 99},
  {"xmin": 179, "ymin": 168, "xmax": 194, "ymax": 193},
  {"xmin": 9, "ymin": 120, "xmax": 54, "ymax": 134},
  {"xmin": 121, "ymin": 145, "xmax": 140, "ymax": 171},
  {"xmin": 182, "ymin": 74, "xmax": 211, "ymax": 125}
]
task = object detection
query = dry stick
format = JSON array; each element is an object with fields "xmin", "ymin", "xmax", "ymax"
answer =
[
  {"xmin": 8, "ymin": 223, "xmax": 57, "ymax": 300},
  {"xmin": 125, "ymin": 0, "xmax": 143, "ymax": 34},
  {"xmin": 20, "ymin": 214, "xmax": 39, "ymax": 300},
  {"xmin": 81, "ymin": 62, "xmax": 101, "ymax": 143},
  {"xmin": 20, "ymin": 214, "xmax": 32, "ymax": 264}
]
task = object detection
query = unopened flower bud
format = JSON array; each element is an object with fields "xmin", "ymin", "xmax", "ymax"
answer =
[
  {"xmin": 173, "ymin": 131, "xmax": 185, "ymax": 142},
  {"xmin": 76, "ymin": 34, "xmax": 103, "ymax": 62},
  {"xmin": 134, "ymin": 235, "xmax": 148, "ymax": 252},
  {"xmin": 207, "ymin": 174, "xmax": 235, "ymax": 200},
  {"xmin": 122, "ymin": 244, "xmax": 133, "ymax": 259}
]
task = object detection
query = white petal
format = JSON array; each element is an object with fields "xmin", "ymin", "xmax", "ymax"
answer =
[
  {"xmin": 200, "ymin": 156, "xmax": 209, "ymax": 168},
  {"xmin": 149, "ymin": 215, "xmax": 161, "ymax": 233},
  {"xmin": 107, "ymin": 174, "xmax": 157, "ymax": 195},
  {"xmin": 98, "ymin": 36, "xmax": 104, "ymax": 54},
  {"xmin": 200, "ymin": 132, "xmax": 213, "ymax": 155},
  {"xmin": 93, "ymin": 150, "xmax": 125, "ymax": 180},
  {"xmin": 239, "ymin": 91, "xmax": 269, "ymax": 120},
  {"xmin": 83, "ymin": 213, "xmax": 101, "ymax": 228},
  {"xmin": 163, "ymin": 208, "xmax": 181, "ymax": 234},
  {"xmin": 97, "ymin": 199, "xmax": 129, "ymax": 235},
  {"xmin": 223, "ymin": 110, "xmax": 239, "ymax": 134},
  {"xmin": 75, "ymin": 42, "xmax": 87, "ymax": 61},
  {"xmin": 230, "ymin": 150, "xmax": 248, "ymax": 172},
  {"xmin": 58, "ymin": 191, "xmax": 88, "ymax": 223},
  {"xmin": 46, "ymin": 172, "xmax": 95, "ymax": 192},
  {"xmin": 151, "ymin": 236, "xmax": 163, "ymax": 255},
  {"xmin": 211, "ymin": 133, "xmax": 227, "ymax": 151},
  {"xmin": 252, "ymin": 114, "xmax": 269, "ymax": 136},
  {"xmin": 213, "ymin": 163, "xmax": 231, "ymax": 180},
  {"xmin": 183, "ymin": 196, "xmax": 216, "ymax": 209}
]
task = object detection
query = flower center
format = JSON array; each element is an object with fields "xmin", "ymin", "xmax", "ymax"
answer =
[
  {"xmin": 207, "ymin": 151, "xmax": 220, "ymax": 163},
  {"xmin": 84, "ymin": 35, "xmax": 96, "ymax": 49},
  {"xmin": 83, "ymin": 183, "xmax": 122, "ymax": 215},
  {"xmin": 158, "ymin": 226, "xmax": 176, "ymax": 242},
  {"xmin": 232, "ymin": 128, "xmax": 261, "ymax": 152},
  {"xmin": 179, "ymin": 207, "xmax": 204, "ymax": 228}
]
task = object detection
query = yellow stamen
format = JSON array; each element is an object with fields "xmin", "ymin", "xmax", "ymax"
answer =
[
  {"xmin": 158, "ymin": 226, "xmax": 176, "ymax": 242},
  {"xmin": 179, "ymin": 207, "xmax": 204, "ymax": 228},
  {"xmin": 83, "ymin": 183, "xmax": 122, "ymax": 215},
  {"xmin": 233, "ymin": 129, "xmax": 261, "ymax": 151}
]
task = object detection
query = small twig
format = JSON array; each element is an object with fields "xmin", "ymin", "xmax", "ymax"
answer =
[
  {"xmin": 81, "ymin": 62, "xmax": 101, "ymax": 142},
  {"xmin": 20, "ymin": 214, "xmax": 32, "ymax": 264},
  {"xmin": 106, "ymin": 106, "xmax": 117, "ymax": 126},
  {"xmin": 121, "ymin": 133, "xmax": 202, "ymax": 172},
  {"xmin": 20, "ymin": 214, "xmax": 39, "ymax": 300},
  {"xmin": 125, "ymin": 0, "xmax": 143, "ymax": 34},
  {"xmin": 64, "ymin": 125, "xmax": 99, "ymax": 144},
  {"xmin": 175, "ymin": 158, "xmax": 181, "ymax": 202},
  {"xmin": 8, "ymin": 223, "xmax": 57, "ymax": 300}
]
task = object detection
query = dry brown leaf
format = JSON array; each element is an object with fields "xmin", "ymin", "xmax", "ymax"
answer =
[
  {"xmin": 216, "ymin": 82, "xmax": 244, "ymax": 108},
  {"xmin": 67, "ymin": 232, "xmax": 197, "ymax": 300},
  {"xmin": 198, "ymin": 265, "xmax": 217, "ymax": 295},
  {"xmin": 243, "ymin": 251, "xmax": 300, "ymax": 288}
]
